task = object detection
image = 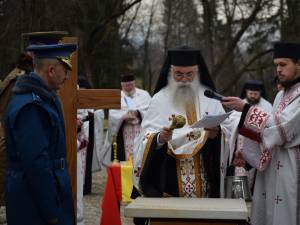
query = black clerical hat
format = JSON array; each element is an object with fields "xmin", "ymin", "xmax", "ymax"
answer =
[
  {"xmin": 240, "ymin": 80, "xmax": 265, "ymax": 98},
  {"xmin": 120, "ymin": 74, "xmax": 135, "ymax": 82},
  {"xmin": 244, "ymin": 80, "xmax": 263, "ymax": 91},
  {"xmin": 273, "ymin": 42, "xmax": 300, "ymax": 60},
  {"xmin": 154, "ymin": 45, "xmax": 216, "ymax": 94},
  {"xmin": 168, "ymin": 45, "xmax": 199, "ymax": 66}
]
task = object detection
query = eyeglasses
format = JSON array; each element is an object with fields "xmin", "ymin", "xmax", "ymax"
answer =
[{"xmin": 173, "ymin": 71, "xmax": 196, "ymax": 79}]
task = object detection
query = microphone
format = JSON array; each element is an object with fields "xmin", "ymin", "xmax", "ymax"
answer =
[{"xmin": 204, "ymin": 89, "xmax": 224, "ymax": 101}]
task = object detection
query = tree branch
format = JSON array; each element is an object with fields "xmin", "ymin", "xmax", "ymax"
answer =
[
  {"xmin": 87, "ymin": 0, "xmax": 142, "ymax": 46},
  {"xmin": 220, "ymin": 48, "xmax": 273, "ymax": 93},
  {"xmin": 212, "ymin": 0, "xmax": 264, "ymax": 78},
  {"xmin": 143, "ymin": 0, "xmax": 155, "ymax": 90},
  {"xmin": 163, "ymin": 0, "xmax": 173, "ymax": 53},
  {"xmin": 123, "ymin": 1, "xmax": 142, "ymax": 40}
]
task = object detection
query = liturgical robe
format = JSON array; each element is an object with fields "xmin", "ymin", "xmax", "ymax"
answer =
[
  {"xmin": 228, "ymin": 97, "xmax": 272, "ymax": 182},
  {"xmin": 133, "ymin": 83, "xmax": 232, "ymax": 198},
  {"xmin": 101, "ymin": 88, "xmax": 151, "ymax": 164},
  {"xmin": 237, "ymin": 82, "xmax": 300, "ymax": 225}
]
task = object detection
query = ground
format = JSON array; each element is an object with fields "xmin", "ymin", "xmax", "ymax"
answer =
[
  {"xmin": 83, "ymin": 169, "xmax": 134, "ymax": 225},
  {"xmin": 0, "ymin": 206, "xmax": 5, "ymax": 225}
]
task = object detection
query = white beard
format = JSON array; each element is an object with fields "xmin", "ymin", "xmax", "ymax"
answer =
[{"xmin": 167, "ymin": 74, "xmax": 200, "ymax": 110}]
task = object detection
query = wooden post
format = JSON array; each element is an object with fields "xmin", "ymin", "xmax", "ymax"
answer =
[{"xmin": 59, "ymin": 37, "xmax": 121, "ymax": 212}]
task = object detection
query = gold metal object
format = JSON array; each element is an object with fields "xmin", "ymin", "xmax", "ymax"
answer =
[
  {"xmin": 112, "ymin": 135, "xmax": 119, "ymax": 163},
  {"xmin": 127, "ymin": 110, "xmax": 136, "ymax": 119},
  {"xmin": 103, "ymin": 118, "xmax": 109, "ymax": 130},
  {"xmin": 169, "ymin": 115, "xmax": 186, "ymax": 130}
]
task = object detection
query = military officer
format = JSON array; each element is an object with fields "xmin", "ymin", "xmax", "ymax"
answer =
[
  {"xmin": 4, "ymin": 43, "xmax": 77, "ymax": 225},
  {"xmin": 0, "ymin": 31, "xmax": 68, "ymax": 207}
]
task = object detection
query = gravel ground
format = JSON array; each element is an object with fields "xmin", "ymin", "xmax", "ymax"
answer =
[
  {"xmin": 83, "ymin": 169, "xmax": 134, "ymax": 225},
  {"xmin": 0, "ymin": 206, "xmax": 5, "ymax": 225}
]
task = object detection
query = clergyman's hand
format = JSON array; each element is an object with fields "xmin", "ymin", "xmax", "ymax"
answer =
[
  {"xmin": 222, "ymin": 97, "xmax": 246, "ymax": 112},
  {"xmin": 159, "ymin": 127, "xmax": 173, "ymax": 144},
  {"xmin": 123, "ymin": 111, "xmax": 137, "ymax": 122},
  {"xmin": 232, "ymin": 151, "xmax": 246, "ymax": 167}
]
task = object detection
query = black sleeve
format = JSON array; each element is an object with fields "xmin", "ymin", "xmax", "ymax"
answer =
[
  {"xmin": 140, "ymin": 133, "xmax": 168, "ymax": 197},
  {"xmin": 238, "ymin": 103, "xmax": 251, "ymax": 128},
  {"xmin": 136, "ymin": 110, "xmax": 143, "ymax": 123}
]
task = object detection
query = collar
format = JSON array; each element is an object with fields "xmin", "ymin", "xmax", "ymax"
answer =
[{"xmin": 12, "ymin": 72, "xmax": 56, "ymax": 100}]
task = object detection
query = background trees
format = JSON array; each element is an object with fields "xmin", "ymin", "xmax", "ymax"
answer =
[{"xmin": 0, "ymin": 0, "xmax": 299, "ymax": 101}]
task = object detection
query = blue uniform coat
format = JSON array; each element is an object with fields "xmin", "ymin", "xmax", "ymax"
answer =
[{"xmin": 4, "ymin": 73, "xmax": 74, "ymax": 225}]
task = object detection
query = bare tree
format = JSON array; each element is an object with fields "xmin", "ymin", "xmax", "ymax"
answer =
[
  {"xmin": 141, "ymin": 0, "xmax": 156, "ymax": 91},
  {"xmin": 281, "ymin": 0, "xmax": 300, "ymax": 41}
]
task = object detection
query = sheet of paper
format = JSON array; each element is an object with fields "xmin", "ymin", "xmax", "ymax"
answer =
[
  {"xmin": 190, "ymin": 111, "xmax": 232, "ymax": 128},
  {"xmin": 124, "ymin": 95, "xmax": 137, "ymax": 111}
]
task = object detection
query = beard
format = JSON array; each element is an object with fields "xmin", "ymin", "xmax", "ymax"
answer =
[
  {"xmin": 279, "ymin": 79, "xmax": 298, "ymax": 89},
  {"xmin": 167, "ymin": 74, "xmax": 200, "ymax": 110},
  {"xmin": 278, "ymin": 74, "xmax": 300, "ymax": 89},
  {"xmin": 246, "ymin": 97, "xmax": 260, "ymax": 105}
]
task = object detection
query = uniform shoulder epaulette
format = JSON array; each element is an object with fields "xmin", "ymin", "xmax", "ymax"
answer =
[
  {"xmin": 0, "ymin": 68, "xmax": 25, "ymax": 96},
  {"xmin": 31, "ymin": 93, "xmax": 42, "ymax": 103}
]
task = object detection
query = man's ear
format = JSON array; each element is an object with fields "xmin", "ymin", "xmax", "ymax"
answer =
[
  {"xmin": 296, "ymin": 59, "xmax": 300, "ymax": 69},
  {"xmin": 48, "ymin": 64, "xmax": 55, "ymax": 77}
]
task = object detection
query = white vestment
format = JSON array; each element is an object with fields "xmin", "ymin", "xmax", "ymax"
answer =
[
  {"xmin": 133, "ymin": 84, "xmax": 232, "ymax": 197},
  {"xmin": 77, "ymin": 142, "xmax": 85, "ymax": 225},
  {"xmin": 101, "ymin": 88, "xmax": 151, "ymax": 165},
  {"xmin": 228, "ymin": 97, "xmax": 273, "ymax": 186},
  {"xmin": 92, "ymin": 110, "xmax": 105, "ymax": 172},
  {"xmin": 238, "ymin": 82, "xmax": 300, "ymax": 225},
  {"xmin": 76, "ymin": 109, "xmax": 90, "ymax": 225}
]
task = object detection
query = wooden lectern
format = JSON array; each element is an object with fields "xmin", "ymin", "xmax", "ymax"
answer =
[{"xmin": 124, "ymin": 198, "xmax": 249, "ymax": 225}]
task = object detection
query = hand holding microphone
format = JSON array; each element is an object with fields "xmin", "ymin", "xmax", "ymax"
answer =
[
  {"xmin": 204, "ymin": 89, "xmax": 225, "ymax": 101},
  {"xmin": 204, "ymin": 89, "xmax": 246, "ymax": 112}
]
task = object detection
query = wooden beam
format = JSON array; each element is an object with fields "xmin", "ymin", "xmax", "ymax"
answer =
[
  {"xmin": 59, "ymin": 37, "xmax": 121, "ymax": 218},
  {"xmin": 77, "ymin": 89, "xmax": 120, "ymax": 109},
  {"xmin": 59, "ymin": 37, "xmax": 78, "ymax": 211}
]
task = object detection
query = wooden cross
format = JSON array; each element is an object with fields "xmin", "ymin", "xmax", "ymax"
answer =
[{"xmin": 58, "ymin": 37, "xmax": 120, "ymax": 208}]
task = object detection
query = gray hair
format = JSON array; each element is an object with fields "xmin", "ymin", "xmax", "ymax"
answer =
[{"xmin": 33, "ymin": 57, "xmax": 59, "ymax": 71}]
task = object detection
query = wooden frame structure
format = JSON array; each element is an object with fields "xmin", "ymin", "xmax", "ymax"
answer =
[{"xmin": 59, "ymin": 37, "xmax": 121, "ymax": 209}]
